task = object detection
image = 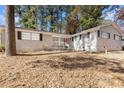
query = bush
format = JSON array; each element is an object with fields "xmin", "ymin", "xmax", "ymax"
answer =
[{"xmin": 0, "ymin": 44, "xmax": 5, "ymax": 52}]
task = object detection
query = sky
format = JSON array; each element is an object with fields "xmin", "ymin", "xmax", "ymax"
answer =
[
  {"xmin": 0, "ymin": 5, "xmax": 19, "ymax": 26},
  {"xmin": 0, "ymin": 5, "xmax": 5, "ymax": 25},
  {"xmin": 0, "ymin": 5, "xmax": 124, "ymax": 29}
]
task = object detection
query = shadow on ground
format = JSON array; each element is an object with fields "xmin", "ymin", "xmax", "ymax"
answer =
[{"xmin": 26, "ymin": 55, "xmax": 124, "ymax": 74}]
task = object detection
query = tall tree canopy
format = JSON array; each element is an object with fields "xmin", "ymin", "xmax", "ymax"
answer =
[
  {"xmin": 116, "ymin": 8, "xmax": 124, "ymax": 20},
  {"xmin": 114, "ymin": 7, "xmax": 124, "ymax": 30},
  {"xmin": 15, "ymin": 6, "xmax": 36, "ymax": 29},
  {"xmin": 15, "ymin": 5, "xmax": 119, "ymax": 34}
]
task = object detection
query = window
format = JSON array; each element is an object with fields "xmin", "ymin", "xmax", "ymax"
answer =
[
  {"xmin": 53, "ymin": 37, "xmax": 59, "ymax": 41},
  {"xmin": 80, "ymin": 35, "xmax": 81, "ymax": 40},
  {"xmin": 18, "ymin": 31, "xmax": 42, "ymax": 41},
  {"xmin": 61, "ymin": 38, "xmax": 64, "ymax": 42},
  {"xmin": 22, "ymin": 32, "xmax": 31, "ymax": 40},
  {"xmin": 32, "ymin": 33, "xmax": 39, "ymax": 40},
  {"xmin": 101, "ymin": 32, "xmax": 110, "ymax": 39},
  {"xmin": 114, "ymin": 34, "xmax": 121, "ymax": 40},
  {"xmin": 52, "ymin": 37, "xmax": 65, "ymax": 47},
  {"xmin": 53, "ymin": 42, "xmax": 59, "ymax": 46}
]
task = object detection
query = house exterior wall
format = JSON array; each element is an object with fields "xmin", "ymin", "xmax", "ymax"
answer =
[
  {"xmin": 97, "ymin": 25, "xmax": 123, "ymax": 52},
  {"xmin": 0, "ymin": 24, "xmax": 123, "ymax": 53},
  {"xmin": 0, "ymin": 28, "xmax": 70, "ymax": 52},
  {"xmin": 72, "ymin": 31, "xmax": 97, "ymax": 52},
  {"xmin": 0, "ymin": 29, "xmax": 53, "ymax": 52},
  {"xmin": 16, "ymin": 31, "xmax": 53, "ymax": 52}
]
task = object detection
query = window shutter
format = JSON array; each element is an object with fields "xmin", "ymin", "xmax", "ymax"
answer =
[
  {"xmin": 120, "ymin": 36, "xmax": 122, "ymax": 40},
  {"xmin": 65, "ymin": 38, "xmax": 67, "ymax": 42},
  {"xmin": 109, "ymin": 33, "xmax": 110, "ymax": 39},
  {"xmin": 80, "ymin": 35, "xmax": 81, "ymax": 39},
  {"xmin": 98, "ymin": 30, "xmax": 100, "ymax": 37},
  {"xmin": 87, "ymin": 32, "xmax": 90, "ymax": 38},
  {"xmin": 18, "ymin": 31, "xmax": 21, "ymax": 40},
  {"xmin": 114, "ymin": 34, "xmax": 115, "ymax": 40},
  {"xmin": 40, "ymin": 34, "xmax": 42, "ymax": 41},
  {"xmin": 72, "ymin": 37, "xmax": 73, "ymax": 41}
]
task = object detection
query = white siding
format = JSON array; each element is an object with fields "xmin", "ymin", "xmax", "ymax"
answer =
[
  {"xmin": 88, "ymin": 32, "xmax": 97, "ymax": 51},
  {"xmin": 73, "ymin": 31, "xmax": 97, "ymax": 52}
]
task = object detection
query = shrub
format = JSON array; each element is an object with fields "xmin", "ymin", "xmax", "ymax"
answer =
[{"xmin": 0, "ymin": 44, "xmax": 5, "ymax": 52}]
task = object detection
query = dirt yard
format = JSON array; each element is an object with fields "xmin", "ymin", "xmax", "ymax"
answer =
[{"xmin": 0, "ymin": 51, "xmax": 124, "ymax": 88}]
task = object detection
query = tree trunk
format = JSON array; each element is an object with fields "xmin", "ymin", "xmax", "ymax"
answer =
[
  {"xmin": 60, "ymin": 7, "xmax": 63, "ymax": 34},
  {"xmin": 5, "ymin": 5, "xmax": 16, "ymax": 56}
]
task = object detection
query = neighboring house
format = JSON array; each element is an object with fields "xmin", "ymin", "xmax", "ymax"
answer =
[{"xmin": 0, "ymin": 23, "xmax": 124, "ymax": 52}]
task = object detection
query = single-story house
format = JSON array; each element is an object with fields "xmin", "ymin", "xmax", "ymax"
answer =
[
  {"xmin": 71, "ymin": 23, "xmax": 124, "ymax": 52},
  {"xmin": 0, "ymin": 23, "xmax": 124, "ymax": 52},
  {"xmin": 0, "ymin": 26, "xmax": 71, "ymax": 52}
]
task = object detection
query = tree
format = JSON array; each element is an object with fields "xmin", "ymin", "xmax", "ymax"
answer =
[
  {"xmin": 115, "ymin": 8, "xmax": 124, "ymax": 31},
  {"xmin": 15, "ymin": 5, "xmax": 36, "ymax": 29},
  {"xmin": 66, "ymin": 6, "xmax": 80, "ymax": 34},
  {"xmin": 5, "ymin": 5, "xmax": 16, "ymax": 56},
  {"xmin": 115, "ymin": 8, "xmax": 124, "ymax": 24},
  {"xmin": 116, "ymin": 8, "xmax": 124, "ymax": 20},
  {"xmin": 80, "ymin": 5, "xmax": 120, "ymax": 30},
  {"xmin": 80, "ymin": 6, "xmax": 106, "ymax": 30},
  {"xmin": 15, "ymin": 5, "xmax": 119, "ymax": 34}
]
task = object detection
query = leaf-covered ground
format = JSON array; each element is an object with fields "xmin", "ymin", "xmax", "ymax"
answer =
[{"xmin": 0, "ymin": 51, "xmax": 124, "ymax": 88}]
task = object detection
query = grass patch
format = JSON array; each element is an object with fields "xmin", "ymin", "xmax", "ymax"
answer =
[{"xmin": 0, "ymin": 44, "xmax": 5, "ymax": 52}]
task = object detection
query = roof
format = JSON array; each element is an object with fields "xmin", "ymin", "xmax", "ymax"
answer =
[
  {"xmin": 0, "ymin": 23, "xmax": 124, "ymax": 37},
  {"xmin": 0, "ymin": 26, "xmax": 71, "ymax": 38},
  {"xmin": 72, "ymin": 23, "xmax": 124, "ymax": 37},
  {"xmin": 111, "ymin": 23, "xmax": 124, "ymax": 35}
]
